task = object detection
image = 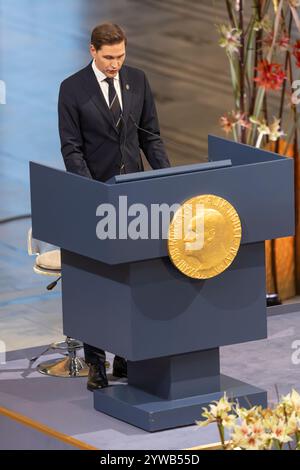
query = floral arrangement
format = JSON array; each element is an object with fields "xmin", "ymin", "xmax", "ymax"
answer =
[
  {"xmin": 218, "ymin": 0, "xmax": 300, "ymax": 152},
  {"xmin": 196, "ymin": 389, "xmax": 300, "ymax": 450}
]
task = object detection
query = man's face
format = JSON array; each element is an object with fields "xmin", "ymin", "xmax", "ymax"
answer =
[{"xmin": 90, "ymin": 41, "xmax": 126, "ymax": 78}]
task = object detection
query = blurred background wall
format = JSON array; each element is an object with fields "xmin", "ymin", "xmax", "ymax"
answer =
[{"xmin": 0, "ymin": 0, "xmax": 230, "ymax": 220}]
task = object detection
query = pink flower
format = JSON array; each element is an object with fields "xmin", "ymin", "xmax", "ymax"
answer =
[
  {"xmin": 263, "ymin": 33, "xmax": 290, "ymax": 51},
  {"xmin": 220, "ymin": 111, "xmax": 250, "ymax": 134}
]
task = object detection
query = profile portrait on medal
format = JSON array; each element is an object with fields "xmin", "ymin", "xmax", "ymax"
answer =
[{"xmin": 183, "ymin": 208, "xmax": 231, "ymax": 271}]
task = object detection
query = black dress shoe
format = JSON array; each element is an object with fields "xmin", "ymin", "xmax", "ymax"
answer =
[
  {"xmin": 266, "ymin": 293, "xmax": 281, "ymax": 307},
  {"xmin": 112, "ymin": 355, "xmax": 127, "ymax": 378},
  {"xmin": 87, "ymin": 363, "xmax": 108, "ymax": 391}
]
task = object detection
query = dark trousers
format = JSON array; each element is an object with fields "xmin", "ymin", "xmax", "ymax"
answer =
[
  {"xmin": 83, "ymin": 343, "xmax": 105, "ymax": 365},
  {"xmin": 83, "ymin": 343, "xmax": 124, "ymax": 366}
]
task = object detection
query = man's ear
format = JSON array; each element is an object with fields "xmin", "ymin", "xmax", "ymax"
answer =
[{"xmin": 90, "ymin": 44, "xmax": 96, "ymax": 58}]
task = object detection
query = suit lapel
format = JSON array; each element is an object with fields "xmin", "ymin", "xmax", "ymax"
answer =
[
  {"xmin": 82, "ymin": 62, "xmax": 118, "ymax": 134},
  {"xmin": 119, "ymin": 66, "xmax": 132, "ymax": 124}
]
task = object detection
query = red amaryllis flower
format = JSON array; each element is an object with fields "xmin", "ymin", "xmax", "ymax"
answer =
[
  {"xmin": 293, "ymin": 40, "xmax": 300, "ymax": 67},
  {"xmin": 254, "ymin": 60, "xmax": 286, "ymax": 90}
]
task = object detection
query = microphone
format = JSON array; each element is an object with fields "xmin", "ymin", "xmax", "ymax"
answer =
[
  {"xmin": 119, "ymin": 114, "xmax": 127, "ymax": 174},
  {"xmin": 129, "ymin": 114, "xmax": 162, "ymax": 140},
  {"xmin": 119, "ymin": 114, "xmax": 144, "ymax": 173},
  {"xmin": 47, "ymin": 276, "xmax": 61, "ymax": 291},
  {"xmin": 129, "ymin": 114, "xmax": 191, "ymax": 152}
]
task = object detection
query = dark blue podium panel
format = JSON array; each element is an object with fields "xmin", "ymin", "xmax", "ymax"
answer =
[
  {"xmin": 61, "ymin": 241, "xmax": 266, "ymax": 361},
  {"xmin": 30, "ymin": 139, "xmax": 294, "ymax": 266},
  {"xmin": 93, "ymin": 375, "xmax": 267, "ymax": 432}
]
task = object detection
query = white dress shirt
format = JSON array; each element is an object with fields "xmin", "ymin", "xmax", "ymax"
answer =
[{"xmin": 92, "ymin": 60, "xmax": 123, "ymax": 110}]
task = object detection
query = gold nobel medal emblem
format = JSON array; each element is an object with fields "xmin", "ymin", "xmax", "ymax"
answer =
[{"xmin": 168, "ymin": 194, "xmax": 242, "ymax": 279}]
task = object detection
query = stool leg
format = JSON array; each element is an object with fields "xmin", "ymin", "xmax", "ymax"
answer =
[
  {"xmin": 35, "ymin": 337, "xmax": 89, "ymax": 378},
  {"xmin": 30, "ymin": 344, "xmax": 54, "ymax": 364}
]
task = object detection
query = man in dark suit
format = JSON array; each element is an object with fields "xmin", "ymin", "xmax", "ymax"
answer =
[{"xmin": 58, "ymin": 23, "xmax": 170, "ymax": 391}]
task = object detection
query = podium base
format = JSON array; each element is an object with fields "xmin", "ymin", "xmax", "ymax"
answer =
[{"xmin": 93, "ymin": 374, "xmax": 267, "ymax": 432}]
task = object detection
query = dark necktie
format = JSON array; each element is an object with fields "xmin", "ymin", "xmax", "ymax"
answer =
[{"xmin": 105, "ymin": 77, "xmax": 122, "ymax": 131}]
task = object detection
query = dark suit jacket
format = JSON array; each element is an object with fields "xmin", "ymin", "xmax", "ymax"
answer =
[{"xmin": 58, "ymin": 62, "xmax": 170, "ymax": 182}]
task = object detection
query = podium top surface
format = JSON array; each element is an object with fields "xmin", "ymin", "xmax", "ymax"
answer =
[
  {"xmin": 107, "ymin": 159, "xmax": 232, "ymax": 183},
  {"xmin": 30, "ymin": 135, "xmax": 294, "ymax": 264}
]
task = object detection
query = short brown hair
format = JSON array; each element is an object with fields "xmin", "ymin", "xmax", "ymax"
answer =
[{"xmin": 91, "ymin": 23, "xmax": 127, "ymax": 51}]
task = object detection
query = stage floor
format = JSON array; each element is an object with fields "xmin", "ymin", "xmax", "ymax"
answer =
[{"xmin": 1, "ymin": 309, "xmax": 300, "ymax": 450}]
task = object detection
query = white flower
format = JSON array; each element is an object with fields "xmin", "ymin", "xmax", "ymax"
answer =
[{"xmin": 218, "ymin": 24, "xmax": 242, "ymax": 56}]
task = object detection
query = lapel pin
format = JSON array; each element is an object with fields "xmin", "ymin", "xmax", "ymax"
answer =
[{"xmin": 126, "ymin": 84, "xmax": 130, "ymax": 90}]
